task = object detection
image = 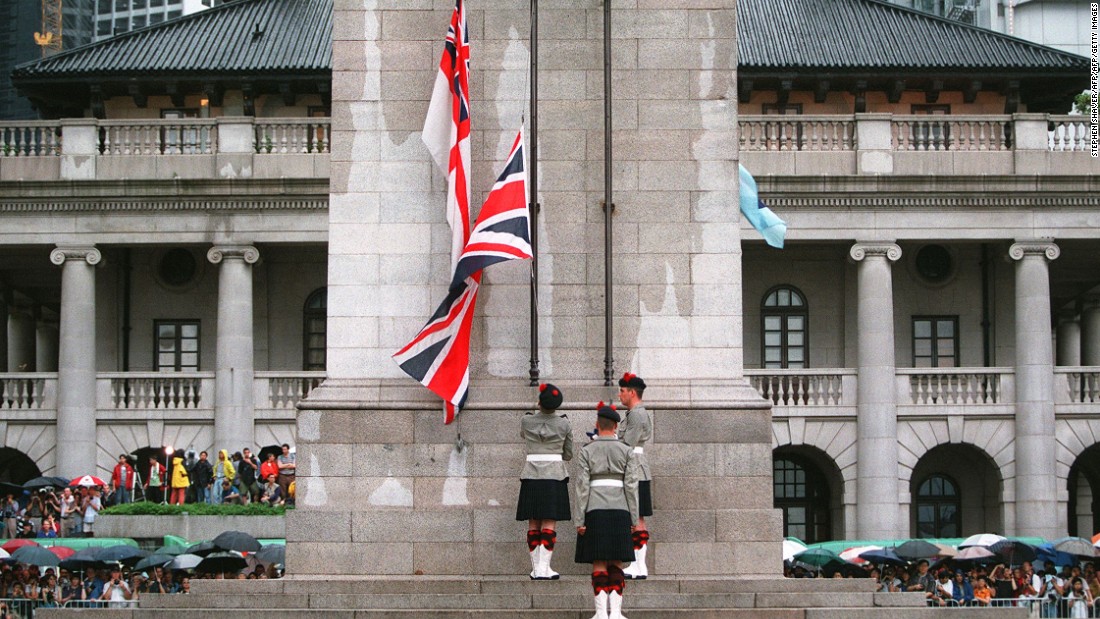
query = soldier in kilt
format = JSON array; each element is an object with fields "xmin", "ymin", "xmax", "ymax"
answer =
[
  {"xmin": 617, "ymin": 372, "xmax": 652, "ymax": 579},
  {"xmin": 516, "ymin": 383, "xmax": 574, "ymax": 580},
  {"xmin": 575, "ymin": 403, "xmax": 640, "ymax": 619}
]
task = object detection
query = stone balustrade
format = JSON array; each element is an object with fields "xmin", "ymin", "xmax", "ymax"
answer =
[
  {"xmin": 896, "ymin": 367, "xmax": 1013, "ymax": 405},
  {"xmin": 744, "ymin": 369, "xmax": 854, "ymax": 407}
]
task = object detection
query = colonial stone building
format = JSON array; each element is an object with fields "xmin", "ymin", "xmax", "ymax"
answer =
[{"xmin": 1, "ymin": 0, "xmax": 1095, "ymax": 553}]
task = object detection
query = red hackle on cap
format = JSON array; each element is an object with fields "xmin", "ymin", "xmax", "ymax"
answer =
[
  {"xmin": 596, "ymin": 401, "xmax": 605, "ymax": 410},
  {"xmin": 539, "ymin": 383, "xmax": 548, "ymax": 392}
]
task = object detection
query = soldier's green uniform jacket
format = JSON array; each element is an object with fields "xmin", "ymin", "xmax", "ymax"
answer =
[
  {"xmin": 618, "ymin": 404, "xmax": 651, "ymax": 481},
  {"xmin": 520, "ymin": 410, "xmax": 574, "ymax": 481},
  {"xmin": 572, "ymin": 436, "xmax": 641, "ymax": 526}
]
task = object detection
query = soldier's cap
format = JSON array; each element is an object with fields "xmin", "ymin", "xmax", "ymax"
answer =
[
  {"xmin": 538, "ymin": 383, "xmax": 563, "ymax": 410},
  {"xmin": 596, "ymin": 401, "xmax": 620, "ymax": 423},
  {"xmin": 618, "ymin": 372, "xmax": 646, "ymax": 390}
]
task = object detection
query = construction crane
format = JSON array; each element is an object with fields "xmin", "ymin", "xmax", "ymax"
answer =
[{"xmin": 34, "ymin": 0, "xmax": 64, "ymax": 57}]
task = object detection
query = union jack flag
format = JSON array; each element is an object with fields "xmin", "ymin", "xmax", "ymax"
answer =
[
  {"xmin": 421, "ymin": 0, "xmax": 471, "ymax": 270},
  {"xmin": 394, "ymin": 130, "xmax": 531, "ymax": 424}
]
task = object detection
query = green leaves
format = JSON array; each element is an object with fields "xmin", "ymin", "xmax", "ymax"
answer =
[{"xmin": 100, "ymin": 503, "xmax": 287, "ymax": 516}]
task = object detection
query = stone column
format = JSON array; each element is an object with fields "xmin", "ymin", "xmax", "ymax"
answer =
[
  {"xmin": 850, "ymin": 242, "xmax": 902, "ymax": 540},
  {"xmin": 1080, "ymin": 297, "xmax": 1100, "ymax": 367},
  {"xmin": 50, "ymin": 246, "xmax": 101, "ymax": 479},
  {"xmin": 1009, "ymin": 240, "xmax": 1060, "ymax": 539},
  {"xmin": 1056, "ymin": 310, "xmax": 1081, "ymax": 366},
  {"xmin": 207, "ymin": 245, "xmax": 259, "ymax": 454}
]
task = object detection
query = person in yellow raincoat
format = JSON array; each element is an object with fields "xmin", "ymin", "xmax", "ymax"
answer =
[
  {"xmin": 170, "ymin": 456, "xmax": 189, "ymax": 505},
  {"xmin": 212, "ymin": 449, "xmax": 236, "ymax": 505}
]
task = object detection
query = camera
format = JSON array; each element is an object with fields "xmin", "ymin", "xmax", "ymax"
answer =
[{"xmin": 113, "ymin": 579, "xmax": 120, "ymax": 585}]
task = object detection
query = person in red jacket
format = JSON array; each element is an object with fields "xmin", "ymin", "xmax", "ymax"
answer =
[
  {"xmin": 110, "ymin": 455, "xmax": 136, "ymax": 506},
  {"xmin": 260, "ymin": 452, "xmax": 279, "ymax": 483}
]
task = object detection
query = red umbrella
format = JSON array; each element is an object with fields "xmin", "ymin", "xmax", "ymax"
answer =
[
  {"xmin": 70, "ymin": 475, "xmax": 107, "ymax": 487},
  {"xmin": 1, "ymin": 539, "xmax": 40, "ymax": 553},
  {"xmin": 47, "ymin": 546, "xmax": 75, "ymax": 560}
]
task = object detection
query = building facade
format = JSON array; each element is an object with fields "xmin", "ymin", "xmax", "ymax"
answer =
[{"xmin": 2, "ymin": 0, "xmax": 1096, "ymax": 544}]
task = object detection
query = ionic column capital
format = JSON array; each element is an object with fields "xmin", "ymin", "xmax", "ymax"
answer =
[
  {"xmin": 1008, "ymin": 240, "xmax": 1059, "ymax": 262},
  {"xmin": 207, "ymin": 245, "xmax": 260, "ymax": 265},
  {"xmin": 849, "ymin": 242, "xmax": 901, "ymax": 262},
  {"xmin": 50, "ymin": 246, "xmax": 102, "ymax": 266}
]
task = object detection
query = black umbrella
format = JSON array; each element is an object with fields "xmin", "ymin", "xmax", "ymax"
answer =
[
  {"xmin": 895, "ymin": 540, "xmax": 942, "ymax": 560},
  {"xmin": 0, "ymin": 482, "xmax": 25, "ymax": 497},
  {"xmin": 990, "ymin": 540, "xmax": 1038, "ymax": 565},
  {"xmin": 858, "ymin": 547, "xmax": 908, "ymax": 567},
  {"xmin": 59, "ymin": 547, "xmax": 103, "ymax": 571},
  {"xmin": 257, "ymin": 445, "xmax": 282, "ymax": 463},
  {"xmin": 213, "ymin": 530, "xmax": 261, "ymax": 553},
  {"xmin": 96, "ymin": 545, "xmax": 148, "ymax": 565},
  {"xmin": 22, "ymin": 476, "xmax": 67, "ymax": 490},
  {"xmin": 11, "ymin": 545, "xmax": 60, "ymax": 567},
  {"xmin": 197, "ymin": 551, "xmax": 247, "ymax": 574},
  {"xmin": 185, "ymin": 541, "xmax": 219, "ymax": 557},
  {"xmin": 253, "ymin": 545, "xmax": 285, "ymax": 565},
  {"xmin": 134, "ymin": 553, "xmax": 175, "ymax": 571}
]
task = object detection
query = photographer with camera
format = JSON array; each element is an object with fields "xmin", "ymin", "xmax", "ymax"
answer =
[
  {"xmin": 99, "ymin": 566, "xmax": 131, "ymax": 608},
  {"xmin": 1040, "ymin": 566, "xmax": 1064, "ymax": 618}
]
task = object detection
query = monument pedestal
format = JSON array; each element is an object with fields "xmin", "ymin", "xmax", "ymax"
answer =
[{"xmin": 286, "ymin": 378, "xmax": 781, "ymax": 578}]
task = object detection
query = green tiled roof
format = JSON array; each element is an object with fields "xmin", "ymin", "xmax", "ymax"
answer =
[
  {"xmin": 738, "ymin": 0, "xmax": 1087, "ymax": 72},
  {"xmin": 13, "ymin": 0, "xmax": 331, "ymax": 79}
]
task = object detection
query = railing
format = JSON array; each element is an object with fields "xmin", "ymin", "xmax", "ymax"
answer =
[
  {"xmin": 1048, "ymin": 115, "xmax": 1092, "ymax": 152},
  {"xmin": 0, "ymin": 373, "xmax": 55, "ymax": 410},
  {"xmin": 0, "ymin": 121, "xmax": 61, "ymax": 157},
  {"xmin": 745, "ymin": 369, "xmax": 852, "ymax": 406},
  {"xmin": 898, "ymin": 368, "xmax": 1010, "ymax": 405},
  {"xmin": 1057, "ymin": 367, "xmax": 1100, "ymax": 404},
  {"xmin": 892, "ymin": 115, "xmax": 1012, "ymax": 151},
  {"xmin": 98, "ymin": 119, "xmax": 217, "ymax": 155},
  {"xmin": 100, "ymin": 372, "xmax": 213, "ymax": 409},
  {"xmin": 256, "ymin": 371, "xmax": 325, "ymax": 410},
  {"xmin": 254, "ymin": 119, "xmax": 331, "ymax": 154},
  {"xmin": 739, "ymin": 115, "xmax": 856, "ymax": 151}
]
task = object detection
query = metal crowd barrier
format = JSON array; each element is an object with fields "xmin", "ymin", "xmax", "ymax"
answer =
[
  {"xmin": 0, "ymin": 597, "xmax": 139, "ymax": 618},
  {"xmin": 935, "ymin": 596, "xmax": 1100, "ymax": 617}
]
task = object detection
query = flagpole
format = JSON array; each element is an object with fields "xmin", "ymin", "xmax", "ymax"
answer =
[
  {"xmin": 602, "ymin": 0, "xmax": 614, "ymax": 386},
  {"xmin": 527, "ymin": 0, "xmax": 541, "ymax": 386}
]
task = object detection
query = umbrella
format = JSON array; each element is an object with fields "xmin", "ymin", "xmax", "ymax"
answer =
[
  {"xmin": 896, "ymin": 539, "xmax": 942, "ymax": 560},
  {"xmin": 955, "ymin": 546, "xmax": 997, "ymax": 562},
  {"xmin": 185, "ymin": 541, "xmax": 219, "ymax": 557},
  {"xmin": 96, "ymin": 545, "xmax": 148, "ymax": 565},
  {"xmin": 47, "ymin": 546, "xmax": 75, "ymax": 560},
  {"xmin": 959, "ymin": 533, "xmax": 1007, "ymax": 548},
  {"xmin": 782, "ymin": 539, "xmax": 807, "ymax": 562},
  {"xmin": 70, "ymin": 475, "xmax": 107, "ymax": 487},
  {"xmin": 134, "ymin": 553, "xmax": 175, "ymax": 571},
  {"xmin": 0, "ymin": 482, "xmax": 24, "ymax": 497},
  {"xmin": 933, "ymin": 543, "xmax": 957, "ymax": 558},
  {"xmin": 11, "ymin": 545, "xmax": 60, "ymax": 567},
  {"xmin": 792, "ymin": 547, "xmax": 844, "ymax": 568},
  {"xmin": 1051, "ymin": 537, "xmax": 1097, "ymax": 558},
  {"xmin": 858, "ymin": 547, "xmax": 907, "ymax": 567},
  {"xmin": 1, "ymin": 539, "xmax": 39, "ymax": 553},
  {"xmin": 839, "ymin": 545, "xmax": 883, "ymax": 565},
  {"xmin": 59, "ymin": 547, "xmax": 102, "ymax": 571},
  {"xmin": 253, "ymin": 545, "xmax": 285, "ymax": 565},
  {"xmin": 22, "ymin": 476, "xmax": 67, "ymax": 490},
  {"xmin": 989, "ymin": 539, "xmax": 1038, "ymax": 565},
  {"xmin": 0, "ymin": 549, "xmax": 8, "ymax": 560},
  {"xmin": 197, "ymin": 551, "xmax": 248, "ymax": 574},
  {"xmin": 169, "ymin": 554, "xmax": 202, "ymax": 571},
  {"xmin": 154, "ymin": 544, "xmax": 188, "ymax": 556},
  {"xmin": 1036, "ymin": 543, "xmax": 1077, "ymax": 569},
  {"xmin": 213, "ymin": 530, "xmax": 261, "ymax": 553}
]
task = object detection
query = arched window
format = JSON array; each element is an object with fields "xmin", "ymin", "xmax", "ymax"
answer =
[
  {"xmin": 773, "ymin": 456, "xmax": 832, "ymax": 544},
  {"xmin": 915, "ymin": 474, "xmax": 960, "ymax": 538},
  {"xmin": 303, "ymin": 288, "xmax": 327, "ymax": 371},
  {"xmin": 762, "ymin": 286, "xmax": 808, "ymax": 369}
]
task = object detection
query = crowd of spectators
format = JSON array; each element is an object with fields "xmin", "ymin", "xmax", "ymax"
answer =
[
  {"xmin": 786, "ymin": 558, "xmax": 1100, "ymax": 615},
  {"xmin": 3, "ymin": 487, "xmax": 99, "ymax": 539}
]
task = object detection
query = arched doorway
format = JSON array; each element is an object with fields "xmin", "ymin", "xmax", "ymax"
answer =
[
  {"xmin": 1067, "ymin": 444, "xmax": 1100, "ymax": 537},
  {"xmin": 910, "ymin": 443, "xmax": 1003, "ymax": 538},
  {"xmin": 0, "ymin": 447, "xmax": 42, "ymax": 485},
  {"xmin": 773, "ymin": 446, "xmax": 843, "ymax": 543}
]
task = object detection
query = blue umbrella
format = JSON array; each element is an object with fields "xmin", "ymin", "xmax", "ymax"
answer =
[
  {"xmin": 1036, "ymin": 543, "xmax": 1076, "ymax": 568},
  {"xmin": 858, "ymin": 547, "xmax": 907, "ymax": 567}
]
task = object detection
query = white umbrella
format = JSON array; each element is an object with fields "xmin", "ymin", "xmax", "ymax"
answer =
[
  {"xmin": 958, "ymin": 533, "xmax": 1006, "ymax": 548},
  {"xmin": 782, "ymin": 539, "xmax": 807, "ymax": 562},
  {"xmin": 840, "ymin": 545, "xmax": 883, "ymax": 565},
  {"xmin": 0, "ymin": 548, "xmax": 8, "ymax": 559}
]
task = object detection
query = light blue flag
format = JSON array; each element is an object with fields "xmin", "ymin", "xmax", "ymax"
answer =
[{"xmin": 739, "ymin": 164, "xmax": 787, "ymax": 249}]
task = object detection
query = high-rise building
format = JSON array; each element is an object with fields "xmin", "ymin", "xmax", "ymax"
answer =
[
  {"xmin": 92, "ymin": 0, "xmax": 195, "ymax": 41},
  {"xmin": 0, "ymin": 0, "xmax": 94, "ymax": 119}
]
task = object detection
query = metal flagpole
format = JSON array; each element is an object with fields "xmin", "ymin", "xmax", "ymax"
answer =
[
  {"xmin": 528, "ymin": 0, "xmax": 541, "ymax": 386},
  {"xmin": 602, "ymin": 0, "xmax": 614, "ymax": 386}
]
